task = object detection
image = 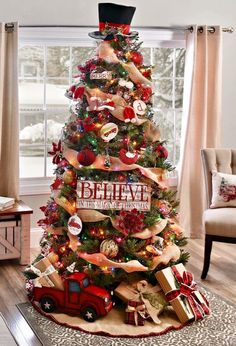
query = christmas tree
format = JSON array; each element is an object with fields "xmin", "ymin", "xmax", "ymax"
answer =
[{"xmin": 24, "ymin": 3, "xmax": 192, "ymax": 324}]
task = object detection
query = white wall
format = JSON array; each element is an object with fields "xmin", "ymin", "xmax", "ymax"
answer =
[{"xmin": 1, "ymin": 0, "xmax": 236, "ymax": 225}]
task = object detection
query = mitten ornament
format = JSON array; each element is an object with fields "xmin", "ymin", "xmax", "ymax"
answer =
[{"xmin": 119, "ymin": 149, "xmax": 138, "ymax": 165}]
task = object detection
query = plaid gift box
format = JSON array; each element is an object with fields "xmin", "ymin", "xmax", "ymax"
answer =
[
  {"xmin": 156, "ymin": 264, "xmax": 210, "ymax": 324},
  {"xmin": 125, "ymin": 300, "xmax": 146, "ymax": 326}
]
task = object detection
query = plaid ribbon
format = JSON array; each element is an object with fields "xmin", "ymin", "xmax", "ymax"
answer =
[{"xmin": 165, "ymin": 266, "xmax": 210, "ymax": 320}]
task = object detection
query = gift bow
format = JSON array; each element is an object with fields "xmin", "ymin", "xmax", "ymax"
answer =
[
  {"xmin": 125, "ymin": 303, "xmax": 146, "ymax": 326},
  {"xmin": 135, "ymin": 280, "xmax": 162, "ymax": 324},
  {"xmin": 28, "ymin": 263, "xmax": 56, "ymax": 288},
  {"xmin": 165, "ymin": 266, "xmax": 210, "ymax": 321}
]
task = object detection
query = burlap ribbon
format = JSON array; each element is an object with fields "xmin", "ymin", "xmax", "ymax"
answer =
[
  {"xmin": 63, "ymin": 146, "xmax": 166, "ymax": 187},
  {"xmin": 78, "ymin": 252, "xmax": 148, "ymax": 273},
  {"xmin": 96, "ymin": 41, "xmax": 152, "ymax": 86},
  {"xmin": 85, "ymin": 88, "xmax": 160, "ymax": 143},
  {"xmin": 43, "ymin": 222, "xmax": 80, "ymax": 252},
  {"xmin": 130, "ymin": 280, "xmax": 163, "ymax": 324}
]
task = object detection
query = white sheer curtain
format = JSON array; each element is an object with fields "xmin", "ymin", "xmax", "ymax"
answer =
[
  {"xmin": 0, "ymin": 23, "xmax": 19, "ymax": 199},
  {"xmin": 178, "ymin": 25, "xmax": 222, "ymax": 238}
]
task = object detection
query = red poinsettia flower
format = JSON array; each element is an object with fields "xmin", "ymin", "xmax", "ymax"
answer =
[
  {"xmin": 48, "ymin": 140, "xmax": 62, "ymax": 164},
  {"xmin": 118, "ymin": 209, "xmax": 145, "ymax": 235},
  {"xmin": 50, "ymin": 178, "xmax": 63, "ymax": 191}
]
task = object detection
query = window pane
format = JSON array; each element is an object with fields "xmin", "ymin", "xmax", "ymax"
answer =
[
  {"xmin": 46, "ymin": 78, "xmax": 69, "ymax": 106},
  {"xmin": 47, "ymin": 146, "xmax": 57, "ymax": 177},
  {"xmin": 152, "ymin": 48, "xmax": 174, "ymax": 78},
  {"xmin": 140, "ymin": 47, "xmax": 151, "ymax": 65},
  {"xmin": 20, "ymin": 111, "xmax": 44, "ymax": 146},
  {"xmin": 19, "ymin": 79, "xmax": 44, "ymax": 109},
  {"xmin": 174, "ymin": 109, "xmax": 183, "ymax": 164},
  {"xmin": 153, "ymin": 80, "xmax": 173, "ymax": 109},
  {"xmin": 153, "ymin": 110, "xmax": 175, "ymax": 163},
  {"xmin": 20, "ymin": 146, "xmax": 45, "ymax": 177},
  {"xmin": 19, "ymin": 45, "xmax": 44, "ymax": 78},
  {"xmin": 46, "ymin": 46, "xmax": 70, "ymax": 77},
  {"xmin": 175, "ymin": 48, "xmax": 185, "ymax": 77},
  {"xmin": 72, "ymin": 47, "xmax": 96, "ymax": 76},
  {"xmin": 46, "ymin": 107, "xmax": 67, "ymax": 144},
  {"xmin": 175, "ymin": 79, "xmax": 184, "ymax": 108}
]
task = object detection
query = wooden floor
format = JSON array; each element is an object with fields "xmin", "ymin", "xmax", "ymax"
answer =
[{"xmin": 0, "ymin": 239, "xmax": 235, "ymax": 346}]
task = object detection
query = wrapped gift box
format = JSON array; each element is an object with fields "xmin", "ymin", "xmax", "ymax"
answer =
[
  {"xmin": 33, "ymin": 256, "xmax": 64, "ymax": 291},
  {"xmin": 125, "ymin": 300, "xmax": 146, "ymax": 326},
  {"xmin": 155, "ymin": 263, "xmax": 210, "ymax": 324}
]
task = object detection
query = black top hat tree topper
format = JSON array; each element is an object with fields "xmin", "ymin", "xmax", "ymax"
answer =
[{"xmin": 89, "ymin": 3, "xmax": 138, "ymax": 39}]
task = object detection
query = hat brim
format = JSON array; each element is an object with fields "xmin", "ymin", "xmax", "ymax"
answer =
[{"xmin": 88, "ymin": 31, "xmax": 138, "ymax": 40}]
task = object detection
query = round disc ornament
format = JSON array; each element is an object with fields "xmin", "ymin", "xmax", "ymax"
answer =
[
  {"xmin": 133, "ymin": 100, "xmax": 147, "ymax": 115},
  {"xmin": 100, "ymin": 239, "xmax": 119, "ymax": 258},
  {"xmin": 100, "ymin": 122, "xmax": 118, "ymax": 142},
  {"xmin": 68, "ymin": 215, "xmax": 83, "ymax": 235}
]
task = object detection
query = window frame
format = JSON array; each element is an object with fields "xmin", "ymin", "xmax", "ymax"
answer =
[{"xmin": 19, "ymin": 27, "xmax": 185, "ymax": 195}]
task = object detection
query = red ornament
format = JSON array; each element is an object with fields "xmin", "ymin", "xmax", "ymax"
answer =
[
  {"xmin": 141, "ymin": 86, "xmax": 152, "ymax": 102},
  {"xmin": 156, "ymin": 144, "xmax": 168, "ymax": 159},
  {"xmin": 130, "ymin": 51, "xmax": 143, "ymax": 65},
  {"xmin": 50, "ymin": 178, "xmax": 62, "ymax": 190},
  {"xmin": 123, "ymin": 106, "xmax": 136, "ymax": 123},
  {"xmin": 83, "ymin": 117, "xmax": 96, "ymax": 132},
  {"xmin": 118, "ymin": 209, "xmax": 145, "ymax": 236},
  {"xmin": 119, "ymin": 149, "xmax": 138, "ymax": 165},
  {"xmin": 73, "ymin": 86, "xmax": 85, "ymax": 100},
  {"xmin": 142, "ymin": 69, "xmax": 151, "ymax": 78},
  {"xmin": 77, "ymin": 148, "xmax": 96, "ymax": 166}
]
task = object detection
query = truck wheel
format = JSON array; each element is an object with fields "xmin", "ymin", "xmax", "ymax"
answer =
[
  {"xmin": 81, "ymin": 307, "xmax": 97, "ymax": 322},
  {"xmin": 40, "ymin": 296, "xmax": 56, "ymax": 313}
]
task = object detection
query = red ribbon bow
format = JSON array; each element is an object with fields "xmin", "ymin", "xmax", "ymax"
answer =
[{"xmin": 165, "ymin": 266, "xmax": 210, "ymax": 321}]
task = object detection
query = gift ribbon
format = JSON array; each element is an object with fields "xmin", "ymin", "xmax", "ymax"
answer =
[
  {"xmin": 125, "ymin": 303, "xmax": 146, "ymax": 326},
  {"xmin": 134, "ymin": 280, "xmax": 162, "ymax": 324},
  {"xmin": 28, "ymin": 264, "xmax": 56, "ymax": 288},
  {"xmin": 99, "ymin": 22, "xmax": 131, "ymax": 35},
  {"xmin": 165, "ymin": 266, "xmax": 210, "ymax": 321}
]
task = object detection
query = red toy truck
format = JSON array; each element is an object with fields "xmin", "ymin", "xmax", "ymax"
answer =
[{"xmin": 33, "ymin": 272, "xmax": 113, "ymax": 322}]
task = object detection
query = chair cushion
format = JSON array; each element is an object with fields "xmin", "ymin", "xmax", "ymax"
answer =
[
  {"xmin": 203, "ymin": 208, "xmax": 236, "ymax": 237},
  {"xmin": 211, "ymin": 171, "xmax": 236, "ymax": 208}
]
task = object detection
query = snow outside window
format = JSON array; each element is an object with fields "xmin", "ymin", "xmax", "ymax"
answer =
[{"xmin": 19, "ymin": 27, "xmax": 185, "ymax": 194}]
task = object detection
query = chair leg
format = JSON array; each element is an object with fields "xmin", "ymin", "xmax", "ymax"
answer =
[{"xmin": 201, "ymin": 235, "xmax": 213, "ymax": 279}]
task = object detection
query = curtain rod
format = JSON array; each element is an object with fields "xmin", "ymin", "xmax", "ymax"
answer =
[{"xmin": 5, "ymin": 23, "xmax": 234, "ymax": 33}]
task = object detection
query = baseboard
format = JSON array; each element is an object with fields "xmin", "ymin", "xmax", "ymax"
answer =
[{"xmin": 30, "ymin": 227, "xmax": 44, "ymax": 248}]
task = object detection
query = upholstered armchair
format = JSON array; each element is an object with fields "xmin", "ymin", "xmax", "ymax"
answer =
[{"xmin": 201, "ymin": 148, "xmax": 236, "ymax": 279}]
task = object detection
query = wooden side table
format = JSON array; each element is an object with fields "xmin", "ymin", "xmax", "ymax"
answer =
[{"xmin": 0, "ymin": 200, "xmax": 33, "ymax": 265}]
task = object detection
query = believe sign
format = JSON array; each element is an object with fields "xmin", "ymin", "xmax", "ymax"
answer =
[{"xmin": 77, "ymin": 180, "xmax": 151, "ymax": 211}]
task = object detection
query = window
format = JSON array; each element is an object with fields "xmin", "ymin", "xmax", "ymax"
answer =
[
  {"xmin": 69, "ymin": 280, "xmax": 81, "ymax": 293},
  {"xmin": 19, "ymin": 28, "xmax": 185, "ymax": 194}
]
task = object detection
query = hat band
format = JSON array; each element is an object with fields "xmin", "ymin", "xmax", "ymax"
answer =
[{"xmin": 99, "ymin": 22, "xmax": 130, "ymax": 35}]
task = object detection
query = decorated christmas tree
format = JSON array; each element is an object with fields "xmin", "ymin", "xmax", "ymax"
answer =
[{"xmin": 24, "ymin": 3, "xmax": 210, "ymax": 329}]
